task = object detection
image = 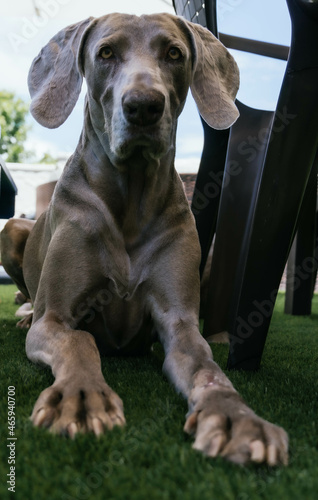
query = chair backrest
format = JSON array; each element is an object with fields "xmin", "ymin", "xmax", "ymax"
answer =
[
  {"xmin": 173, "ymin": 0, "xmax": 217, "ymax": 32},
  {"xmin": 173, "ymin": 0, "xmax": 289, "ymax": 61},
  {"xmin": 0, "ymin": 156, "xmax": 17, "ymax": 219}
]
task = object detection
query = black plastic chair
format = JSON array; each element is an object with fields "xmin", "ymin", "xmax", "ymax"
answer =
[
  {"xmin": 0, "ymin": 155, "xmax": 17, "ymax": 219},
  {"xmin": 173, "ymin": 0, "xmax": 318, "ymax": 370}
]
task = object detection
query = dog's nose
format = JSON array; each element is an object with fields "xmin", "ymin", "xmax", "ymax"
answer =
[{"xmin": 122, "ymin": 90, "xmax": 165, "ymax": 126}]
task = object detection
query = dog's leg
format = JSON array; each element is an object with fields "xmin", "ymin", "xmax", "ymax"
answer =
[
  {"xmin": 24, "ymin": 225, "xmax": 125, "ymax": 437},
  {"xmin": 1, "ymin": 218, "xmax": 36, "ymax": 298},
  {"xmin": 150, "ymin": 249, "xmax": 288, "ymax": 466},
  {"xmin": 159, "ymin": 316, "xmax": 288, "ymax": 465},
  {"xmin": 26, "ymin": 317, "xmax": 125, "ymax": 437}
]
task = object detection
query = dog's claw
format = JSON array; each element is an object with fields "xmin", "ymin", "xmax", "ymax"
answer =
[
  {"xmin": 32, "ymin": 407, "xmax": 56, "ymax": 429},
  {"xmin": 207, "ymin": 433, "xmax": 226, "ymax": 457},
  {"xmin": 91, "ymin": 417, "xmax": 104, "ymax": 436},
  {"xmin": 114, "ymin": 414, "xmax": 126, "ymax": 427},
  {"xmin": 250, "ymin": 440, "xmax": 266, "ymax": 463},
  {"xmin": 33, "ymin": 408, "xmax": 47, "ymax": 427},
  {"xmin": 185, "ymin": 383, "xmax": 289, "ymax": 466},
  {"xmin": 67, "ymin": 422, "xmax": 79, "ymax": 439},
  {"xmin": 267, "ymin": 442, "xmax": 289, "ymax": 466},
  {"xmin": 30, "ymin": 383, "xmax": 126, "ymax": 438}
]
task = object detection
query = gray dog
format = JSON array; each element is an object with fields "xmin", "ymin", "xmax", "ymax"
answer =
[{"xmin": 1, "ymin": 13, "xmax": 288, "ymax": 465}]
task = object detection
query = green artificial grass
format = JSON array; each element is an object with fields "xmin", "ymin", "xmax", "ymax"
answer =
[{"xmin": 1, "ymin": 284, "xmax": 318, "ymax": 500}]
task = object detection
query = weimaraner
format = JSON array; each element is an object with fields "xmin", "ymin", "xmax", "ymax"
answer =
[{"xmin": 1, "ymin": 13, "xmax": 288, "ymax": 465}]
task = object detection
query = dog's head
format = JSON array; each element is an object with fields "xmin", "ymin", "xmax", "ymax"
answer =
[{"xmin": 28, "ymin": 13, "xmax": 239, "ymax": 167}]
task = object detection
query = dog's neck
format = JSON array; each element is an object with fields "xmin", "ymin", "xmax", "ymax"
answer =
[{"xmin": 75, "ymin": 115, "xmax": 181, "ymax": 247}]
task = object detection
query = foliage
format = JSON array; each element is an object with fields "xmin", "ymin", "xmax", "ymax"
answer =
[
  {"xmin": 0, "ymin": 91, "xmax": 58, "ymax": 164},
  {"xmin": 0, "ymin": 91, "xmax": 31, "ymax": 162},
  {"xmin": 38, "ymin": 152, "xmax": 58, "ymax": 165}
]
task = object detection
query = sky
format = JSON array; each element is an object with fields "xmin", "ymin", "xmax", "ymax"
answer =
[{"xmin": 0, "ymin": 0, "xmax": 291, "ymax": 172}]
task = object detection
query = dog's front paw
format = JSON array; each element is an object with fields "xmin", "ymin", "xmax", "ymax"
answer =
[
  {"xmin": 184, "ymin": 385, "xmax": 288, "ymax": 466},
  {"xmin": 16, "ymin": 313, "xmax": 33, "ymax": 329},
  {"xmin": 31, "ymin": 380, "xmax": 125, "ymax": 437}
]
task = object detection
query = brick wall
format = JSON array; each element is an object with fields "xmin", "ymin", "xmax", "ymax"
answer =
[{"xmin": 179, "ymin": 173, "xmax": 196, "ymax": 203}]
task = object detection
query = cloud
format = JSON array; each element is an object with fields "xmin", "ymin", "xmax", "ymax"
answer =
[
  {"xmin": 24, "ymin": 135, "xmax": 71, "ymax": 161},
  {"xmin": 0, "ymin": 50, "xmax": 30, "ymax": 97},
  {"xmin": 175, "ymin": 157, "xmax": 200, "ymax": 174},
  {"xmin": 176, "ymin": 134, "xmax": 204, "ymax": 157}
]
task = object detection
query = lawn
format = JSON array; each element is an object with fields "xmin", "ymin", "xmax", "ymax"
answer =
[{"xmin": 0, "ymin": 284, "xmax": 317, "ymax": 500}]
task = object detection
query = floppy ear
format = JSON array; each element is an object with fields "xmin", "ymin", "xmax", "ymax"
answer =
[
  {"xmin": 28, "ymin": 17, "xmax": 93, "ymax": 129},
  {"xmin": 183, "ymin": 20, "xmax": 240, "ymax": 130}
]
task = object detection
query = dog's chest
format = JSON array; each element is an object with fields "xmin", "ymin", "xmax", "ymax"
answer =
[
  {"xmin": 79, "ymin": 280, "xmax": 154, "ymax": 355},
  {"xmin": 75, "ymin": 239, "xmax": 155, "ymax": 353}
]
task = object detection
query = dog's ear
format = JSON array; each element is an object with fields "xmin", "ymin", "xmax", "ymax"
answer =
[
  {"xmin": 183, "ymin": 20, "xmax": 240, "ymax": 130},
  {"xmin": 28, "ymin": 17, "xmax": 94, "ymax": 129}
]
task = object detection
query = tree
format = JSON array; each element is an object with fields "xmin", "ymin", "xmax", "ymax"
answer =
[{"xmin": 0, "ymin": 90, "xmax": 31, "ymax": 162}]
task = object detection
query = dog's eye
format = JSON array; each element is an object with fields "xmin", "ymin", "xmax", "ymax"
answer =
[
  {"xmin": 99, "ymin": 47, "xmax": 113, "ymax": 59},
  {"xmin": 168, "ymin": 47, "xmax": 182, "ymax": 60}
]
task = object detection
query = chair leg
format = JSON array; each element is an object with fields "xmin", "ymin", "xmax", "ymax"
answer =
[
  {"xmin": 226, "ymin": 68, "xmax": 318, "ymax": 370},
  {"xmin": 191, "ymin": 120, "xmax": 229, "ymax": 276},
  {"xmin": 285, "ymin": 157, "xmax": 318, "ymax": 315}
]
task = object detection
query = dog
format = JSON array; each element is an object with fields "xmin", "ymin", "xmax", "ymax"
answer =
[{"xmin": 1, "ymin": 13, "xmax": 288, "ymax": 465}]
